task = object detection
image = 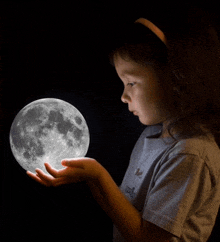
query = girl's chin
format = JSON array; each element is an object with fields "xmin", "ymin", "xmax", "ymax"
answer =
[
  {"xmin": 138, "ymin": 116, "xmax": 148, "ymax": 125},
  {"xmin": 139, "ymin": 117, "xmax": 161, "ymax": 126}
]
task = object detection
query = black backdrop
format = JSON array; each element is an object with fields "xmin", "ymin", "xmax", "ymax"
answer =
[{"xmin": 1, "ymin": 1, "xmax": 220, "ymax": 242}]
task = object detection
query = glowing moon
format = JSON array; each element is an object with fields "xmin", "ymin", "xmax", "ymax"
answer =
[{"xmin": 9, "ymin": 98, "xmax": 90, "ymax": 174}]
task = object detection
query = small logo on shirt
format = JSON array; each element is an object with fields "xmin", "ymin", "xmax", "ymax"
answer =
[
  {"xmin": 135, "ymin": 168, "xmax": 143, "ymax": 176},
  {"xmin": 125, "ymin": 186, "xmax": 136, "ymax": 199}
]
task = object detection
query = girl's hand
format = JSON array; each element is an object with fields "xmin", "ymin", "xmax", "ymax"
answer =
[{"xmin": 26, "ymin": 157, "xmax": 104, "ymax": 187}]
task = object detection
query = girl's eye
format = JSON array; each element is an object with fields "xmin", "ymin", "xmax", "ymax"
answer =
[{"xmin": 127, "ymin": 82, "xmax": 135, "ymax": 87}]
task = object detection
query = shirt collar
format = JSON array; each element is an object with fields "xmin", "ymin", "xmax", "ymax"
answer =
[{"xmin": 145, "ymin": 123, "xmax": 163, "ymax": 138}]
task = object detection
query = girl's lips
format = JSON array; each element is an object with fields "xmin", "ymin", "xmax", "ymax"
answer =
[
  {"xmin": 133, "ymin": 111, "xmax": 138, "ymax": 116},
  {"xmin": 129, "ymin": 109, "xmax": 138, "ymax": 115}
]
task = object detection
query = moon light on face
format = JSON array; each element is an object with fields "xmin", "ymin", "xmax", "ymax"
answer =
[{"xmin": 9, "ymin": 98, "xmax": 90, "ymax": 175}]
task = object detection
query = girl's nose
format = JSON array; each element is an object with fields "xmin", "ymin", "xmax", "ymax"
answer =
[{"xmin": 121, "ymin": 90, "xmax": 130, "ymax": 103}]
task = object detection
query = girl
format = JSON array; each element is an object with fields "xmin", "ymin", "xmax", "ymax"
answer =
[{"xmin": 27, "ymin": 6, "xmax": 220, "ymax": 242}]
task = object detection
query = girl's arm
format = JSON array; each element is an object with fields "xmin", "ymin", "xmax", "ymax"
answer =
[
  {"xmin": 27, "ymin": 158, "xmax": 172, "ymax": 242},
  {"xmin": 87, "ymin": 168, "xmax": 172, "ymax": 242}
]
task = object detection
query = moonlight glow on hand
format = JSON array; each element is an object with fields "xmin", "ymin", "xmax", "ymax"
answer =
[{"xmin": 9, "ymin": 98, "xmax": 90, "ymax": 175}]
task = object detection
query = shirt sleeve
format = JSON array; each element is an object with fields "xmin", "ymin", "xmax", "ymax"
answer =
[{"xmin": 142, "ymin": 153, "xmax": 212, "ymax": 238}]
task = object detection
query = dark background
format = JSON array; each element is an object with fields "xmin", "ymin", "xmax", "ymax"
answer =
[{"xmin": 1, "ymin": 1, "xmax": 220, "ymax": 241}]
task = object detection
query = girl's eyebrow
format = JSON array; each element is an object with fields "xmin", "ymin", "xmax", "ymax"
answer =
[{"xmin": 121, "ymin": 69, "xmax": 137, "ymax": 77}]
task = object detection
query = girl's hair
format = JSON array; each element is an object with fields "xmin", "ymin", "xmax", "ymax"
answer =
[{"xmin": 108, "ymin": 7, "xmax": 220, "ymax": 147}]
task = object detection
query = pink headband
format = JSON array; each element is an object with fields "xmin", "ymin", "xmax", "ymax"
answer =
[{"xmin": 135, "ymin": 18, "xmax": 168, "ymax": 46}]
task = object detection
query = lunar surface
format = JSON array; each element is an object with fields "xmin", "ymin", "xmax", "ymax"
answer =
[{"xmin": 9, "ymin": 98, "xmax": 90, "ymax": 174}]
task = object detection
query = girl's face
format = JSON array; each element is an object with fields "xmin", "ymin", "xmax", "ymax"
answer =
[{"xmin": 114, "ymin": 54, "xmax": 168, "ymax": 126}]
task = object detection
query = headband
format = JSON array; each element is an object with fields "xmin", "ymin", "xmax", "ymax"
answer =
[{"xmin": 135, "ymin": 18, "xmax": 168, "ymax": 46}]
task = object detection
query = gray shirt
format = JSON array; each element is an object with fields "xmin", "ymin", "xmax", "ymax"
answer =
[{"xmin": 113, "ymin": 124, "xmax": 220, "ymax": 241}]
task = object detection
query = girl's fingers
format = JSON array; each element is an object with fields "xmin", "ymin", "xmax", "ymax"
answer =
[
  {"xmin": 44, "ymin": 163, "xmax": 60, "ymax": 178},
  {"xmin": 43, "ymin": 162, "xmax": 79, "ymax": 181},
  {"xmin": 62, "ymin": 157, "xmax": 95, "ymax": 168},
  {"xmin": 26, "ymin": 171, "xmax": 47, "ymax": 186},
  {"xmin": 35, "ymin": 168, "xmax": 54, "ymax": 185},
  {"xmin": 27, "ymin": 169, "xmax": 68, "ymax": 187},
  {"xmin": 62, "ymin": 159, "xmax": 84, "ymax": 168}
]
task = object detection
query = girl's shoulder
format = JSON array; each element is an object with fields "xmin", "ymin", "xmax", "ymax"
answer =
[
  {"xmin": 168, "ymin": 133, "xmax": 219, "ymax": 158},
  {"xmin": 167, "ymin": 134, "xmax": 220, "ymax": 183}
]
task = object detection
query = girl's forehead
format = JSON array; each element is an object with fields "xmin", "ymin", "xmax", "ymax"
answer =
[
  {"xmin": 114, "ymin": 55, "xmax": 152, "ymax": 76},
  {"xmin": 115, "ymin": 55, "xmax": 139, "ymax": 70}
]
